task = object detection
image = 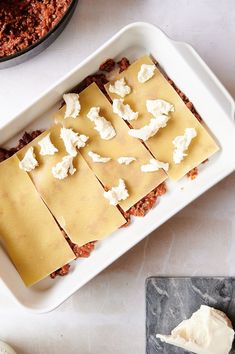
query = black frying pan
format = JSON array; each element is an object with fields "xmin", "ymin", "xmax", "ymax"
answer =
[{"xmin": 0, "ymin": 0, "xmax": 78, "ymax": 69}]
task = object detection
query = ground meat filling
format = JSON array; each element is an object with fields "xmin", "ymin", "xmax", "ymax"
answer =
[
  {"xmin": 51, "ymin": 231, "xmax": 96, "ymax": 279},
  {"xmin": 72, "ymin": 57, "xmax": 131, "ymax": 99},
  {"xmin": 85, "ymin": 74, "xmax": 108, "ymax": 95},
  {"xmin": 17, "ymin": 130, "xmax": 42, "ymax": 149},
  {"xmin": 117, "ymin": 57, "xmax": 130, "ymax": 72},
  {"xmin": 50, "ymin": 264, "xmax": 70, "ymax": 279},
  {"xmin": 51, "ymin": 240, "xmax": 96, "ymax": 278},
  {"xmin": 62, "ymin": 231, "xmax": 96, "ymax": 258},
  {"xmin": 0, "ymin": 147, "xmax": 13, "ymax": 162},
  {"xmin": 0, "ymin": 130, "xmax": 42, "ymax": 163},
  {"xmin": 125, "ymin": 182, "xmax": 167, "ymax": 218},
  {"xmin": 73, "ymin": 73, "xmax": 108, "ymax": 97},
  {"xmin": 99, "ymin": 58, "xmax": 116, "ymax": 72},
  {"xmin": 187, "ymin": 167, "xmax": 198, "ymax": 180},
  {"xmin": 0, "ymin": 0, "xmax": 72, "ymax": 58},
  {"xmin": 118, "ymin": 183, "xmax": 167, "ymax": 226}
]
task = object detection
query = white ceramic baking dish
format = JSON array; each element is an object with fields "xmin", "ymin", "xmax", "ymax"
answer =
[{"xmin": 0, "ymin": 22, "xmax": 234, "ymax": 313}]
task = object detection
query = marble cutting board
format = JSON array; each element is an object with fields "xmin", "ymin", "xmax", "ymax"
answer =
[{"xmin": 146, "ymin": 277, "xmax": 235, "ymax": 354}]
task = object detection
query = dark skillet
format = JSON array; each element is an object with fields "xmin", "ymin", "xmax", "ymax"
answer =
[{"xmin": 0, "ymin": 0, "xmax": 78, "ymax": 69}]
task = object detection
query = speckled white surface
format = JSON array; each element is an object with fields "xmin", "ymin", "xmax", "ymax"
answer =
[{"xmin": 0, "ymin": 1, "xmax": 234, "ymax": 353}]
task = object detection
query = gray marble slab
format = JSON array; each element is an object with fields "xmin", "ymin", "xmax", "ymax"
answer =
[{"xmin": 146, "ymin": 277, "xmax": 235, "ymax": 354}]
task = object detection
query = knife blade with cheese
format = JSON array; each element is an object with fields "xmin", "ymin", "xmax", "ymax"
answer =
[{"xmin": 156, "ymin": 305, "xmax": 234, "ymax": 354}]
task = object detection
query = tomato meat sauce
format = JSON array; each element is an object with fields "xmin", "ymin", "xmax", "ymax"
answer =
[{"xmin": 0, "ymin": 0, "xmax": 72, "ymax": 58}]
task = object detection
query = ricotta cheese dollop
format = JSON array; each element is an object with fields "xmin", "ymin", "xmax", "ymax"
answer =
[
  {"xmin": 87, "ymin": 107, "xmax": 116, "ymax": 140},
  {"xmin": 112, "ymin": 99, "xmax": 139, "ymax": 121},
  {"xmin": 38, "ymin": 133, "xmax": 58, "ymax": 156},
  {"xmin": 146, "ymin": 99, "xmax": 174, "ymax": 117},
  {"xmin": 52, "ymin": 155, "xmax": 76, "ymax": 180},
  {"xmin": 173, "ymin": 128, "xmax": 197, "ymax": 164},
  {"xmin": 60, "ymin": 127, "xmax": 88, "ymax": 157},
  {"xmin": 137, "ymin": 64, "xmax": 156, "ymax": 83},
  {"xmin": 108, "ymin": 78, "xmax": 131, "ymax": 98},
  {"xmin": 63, "ymin": 93, "xmax": 81, "ymax": 119},
  {"xmin": 88, "ymin": 151, "xmax": 111, "ymax": 163},
  {"xmin": 141, "ymin": 159, "xmax": 169, "ymax": 172},
  {"xmin": 117, "ymin": 156, "xmax": 136, "ymax": 165},
  {"xmin": 156, "ymin": 305, "xmax": 234, "ymax": 354},
  {"xmin": 128, "ymin": 115, "xmax": 169, "ymax": 141},
  {"xmin": 19, "ymin": 147, "xmax": 38, "ymax": 172},
  {"xmin": 103, "ymin": 179, "xmax": 129, "ymax": 206}
]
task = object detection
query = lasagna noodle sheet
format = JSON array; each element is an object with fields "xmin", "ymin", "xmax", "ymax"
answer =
[
  {"xmin": 54, "ymin": 83, "xmax": 167, "ymax": 211},
  {"xmin": 17, "ymin": 127, "xmax": 126, "ymax": 246},
  {"xmin": 0, "ymin": 155, "xmax": 75, "ymax": 287},
  {"xmin": 105, "ymin": 55, "xmax": 219, "ymax": 180}
]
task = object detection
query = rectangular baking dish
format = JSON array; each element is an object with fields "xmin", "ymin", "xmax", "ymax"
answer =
[{"xmin": 0, "ymin": 22, "xmax": 234, "ymax": 313}]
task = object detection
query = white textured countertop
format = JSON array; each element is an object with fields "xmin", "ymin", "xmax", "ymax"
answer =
[{"xmin": 0, "ymin": 1, "xmax": 235, "ymax": 353}]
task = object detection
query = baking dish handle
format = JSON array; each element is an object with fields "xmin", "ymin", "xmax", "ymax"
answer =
[{"xmin": 173, "ymin": 41, "xmax": 235, "ymax": 121}]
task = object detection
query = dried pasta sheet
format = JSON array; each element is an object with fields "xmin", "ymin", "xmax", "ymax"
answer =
[
  {"xmin": 54, "ymin": 83, "xmax": 167, "ymax": 211},
  {"xmin": 0, "ymin": 155, "xmax": 75, "ymax": 287},
  {"xmin": 17, "ymin": 127, "xmax": 126, "ymax": 246},
  {"xmin": 105, "ymin": 55, "xmax": 219, "ymax": 180}
]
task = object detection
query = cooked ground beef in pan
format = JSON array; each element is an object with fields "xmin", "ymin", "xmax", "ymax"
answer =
[{"xmin": 0, "ymin": 0, "xmax": 72, "ymax": 58}]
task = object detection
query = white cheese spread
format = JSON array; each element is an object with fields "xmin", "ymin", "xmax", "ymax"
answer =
[
  {"xmin": 128, "ymin": 115, "xmax": 169, "ymax": 141},
  {"xmin": 117, "ymin": 157, "xmax": 136, "ymax": 165},
  {"xmin": 88, "ymin": 151, "xmax": 111, "ymax": 163},
  {"xmin": 63, "ymin": 93, "xmax": 81, "ymax": 119},
  {"xmin": 156, "ymin": 305, "xmax": 234, "ymax": 354},
  {"xmin": 60, "ymin": 127, "xmax": 88, "ymax": 157},
  {"xmin": 52, "ymin": 155, "xmax": 76, "ymax": 180},
  {"xmin": 173, "ymin": 128, "xmax": 197, "ymax": 164},
  {"xmin": 87, "ymin": 107, "xmax": 116, "ymax": 140},
  {"xmin": 141, "ymin": 159, "xmax": 169, "ymax": 172},
  {"xmin": 38, "ymin": 133, "xmax": 58, "ymax": 156},
  {"xmin": 146, "ymin": 99, "xmax": 174, "ymax": 117},
  {"xmin": 103, "ymin": 179, "xmax": 129, "ymax": 206},
  {"xmin": 19, "ymin": 147, "xmax": 38, "ymax": 172},
  {"xmin": 137, "ymin": 64, "xmax": 156, "ymax": 83},
  {"xmin": 112, "ymin": 99, "xmax": 139, "ymax": 121},
  {"xmin": 108, "ymin": 78, "xmax": 131, "ymax": 98}
]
